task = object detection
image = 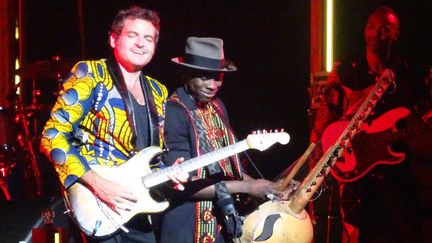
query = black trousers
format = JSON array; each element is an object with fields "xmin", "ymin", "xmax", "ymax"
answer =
[{"xmin": 341, "ymin": 162, "xmax": 423, "ymax": 243}]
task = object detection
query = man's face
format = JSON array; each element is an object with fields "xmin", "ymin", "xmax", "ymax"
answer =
[
  {"xmin": 110, "ymin": 18, "xmax": 157, "ymax": 72},
  {"xmin": 364, "ymin": 12, "xmax": 399, "ymax": 53},
  {"xmin": 186, "ymin": 72, "xmax": 224, "ymax": 102}
]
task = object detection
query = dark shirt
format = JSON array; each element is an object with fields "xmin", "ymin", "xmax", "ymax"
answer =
[
  {"xmin": 159, "ymin": 86, "xmax": 231, "ymax": 243},
  {"xmin": 130, "ymin": 93, "xmax": 150, "ymax": 150}
]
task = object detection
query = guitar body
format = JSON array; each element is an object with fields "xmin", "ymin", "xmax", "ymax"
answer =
[
  {"xmin": 323, "ymin": 107, "xmax": 410, "ymax": 182},
  {"xmin": 241, "ymin": 200, "xmax": 313, "ymax": 243},
  {"xmin": 65, "ymin": 146, "xmax": 169, "ymax": 237}
]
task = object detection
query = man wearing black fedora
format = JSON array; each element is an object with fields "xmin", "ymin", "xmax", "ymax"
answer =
[{"xmin": 158, "ymin": 37, "xmax": 281, "ymax": 243}]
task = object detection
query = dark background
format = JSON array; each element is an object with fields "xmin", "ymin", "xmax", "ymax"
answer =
[{"xmin": 2, "ymin": 0, "xmax": 432, "ymax": 242}]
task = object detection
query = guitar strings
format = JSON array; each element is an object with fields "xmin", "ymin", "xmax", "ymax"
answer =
[
  {"xmin": 267, "ymin": 142, "xmax": 333, "ymax": 202},
  {"xmin": 272, "ymin": 141, "xmax": 325, "ymax": 188}
]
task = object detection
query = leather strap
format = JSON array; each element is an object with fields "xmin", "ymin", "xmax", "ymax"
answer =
[{"xmin": 190, "ymin": 106, "xmax": 243, "ymax": 239}]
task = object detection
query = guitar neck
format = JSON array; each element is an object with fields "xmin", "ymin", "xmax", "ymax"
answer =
[{"xmin": 142, "ymin": 140, "xmax": 249, "ymax": 188}]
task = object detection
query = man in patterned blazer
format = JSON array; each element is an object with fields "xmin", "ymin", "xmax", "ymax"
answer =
[{"xmin": 41, "ymin": 6, "xmax": 186, "ymax": 243}]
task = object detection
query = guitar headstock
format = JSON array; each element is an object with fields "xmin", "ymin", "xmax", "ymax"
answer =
[{"xmin": 245, "ymin": 130, "xmax": 290, "ymax": 151}]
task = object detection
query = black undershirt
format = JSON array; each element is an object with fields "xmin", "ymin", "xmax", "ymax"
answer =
[{"xmin": 129, "ymin": 93, "xmax": 150, "ymax": 150}]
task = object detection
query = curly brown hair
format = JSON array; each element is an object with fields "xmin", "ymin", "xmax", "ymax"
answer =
[{"xmin": 110, "ymin": 6, "xmax": 160, "ymax": 43}]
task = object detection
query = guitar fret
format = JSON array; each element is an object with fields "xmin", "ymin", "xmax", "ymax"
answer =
[{"xmin": 142, "ymin": 140, "xmax": 249, "ymax": 188}]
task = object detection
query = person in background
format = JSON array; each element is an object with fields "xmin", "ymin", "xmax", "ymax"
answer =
[
  {"xmin": 40, "ymin": 6, "xmax": 187, "ymax": 242},
  {"xmin": 310, "ymin": 6, "xmax": 431, "ymax": 242}
]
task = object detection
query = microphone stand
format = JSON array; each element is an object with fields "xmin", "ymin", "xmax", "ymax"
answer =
[{"xmin": 16, "ymin": 80, "xmax": 43, "ymax": 198}]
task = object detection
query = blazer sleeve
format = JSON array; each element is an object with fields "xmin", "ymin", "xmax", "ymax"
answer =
[{"xmin": 162, "ymin": 101, "xmax": 196, "ymax": 167}]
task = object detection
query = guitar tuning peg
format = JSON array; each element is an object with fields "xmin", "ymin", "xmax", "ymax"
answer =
[{"xmin": 275, "ymin": 128, "xmax": 284, "ymax": 133}]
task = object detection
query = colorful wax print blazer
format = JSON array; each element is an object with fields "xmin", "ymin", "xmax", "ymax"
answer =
[{"xmin": 40, "ymin": 58, "xmax": 167, "ymax": 188}]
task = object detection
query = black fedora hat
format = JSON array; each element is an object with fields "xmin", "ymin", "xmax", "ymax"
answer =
[{"xmin": 171, "ymin": 37, "xmax": 237, "ymax": 72}]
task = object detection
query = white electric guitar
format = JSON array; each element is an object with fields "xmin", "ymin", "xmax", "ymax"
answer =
[{"xmin": 65, "ymin": 131, "xmax": 290, "ymax": 238}]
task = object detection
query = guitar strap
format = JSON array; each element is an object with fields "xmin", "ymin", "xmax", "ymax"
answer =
[{"xmin": 210, "ymin": 100, "xmax": 244, "ymax": 179}]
